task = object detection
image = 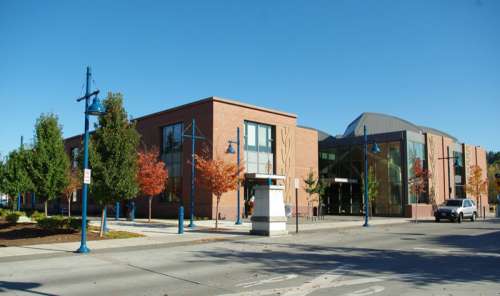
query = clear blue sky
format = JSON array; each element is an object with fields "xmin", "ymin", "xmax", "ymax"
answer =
[{"xmin": 1, "ymin": 0, "xmax": 499, "ymax": 157}]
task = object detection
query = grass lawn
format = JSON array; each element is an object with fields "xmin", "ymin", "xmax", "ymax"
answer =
[{"xmin": 0, "ymin": 218, "xmax": 143, "ymax": 247}]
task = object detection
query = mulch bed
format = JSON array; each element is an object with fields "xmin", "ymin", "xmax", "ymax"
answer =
[{"xmin": 0, "ymin": 218, "xmax": 106, "ymax": 247}]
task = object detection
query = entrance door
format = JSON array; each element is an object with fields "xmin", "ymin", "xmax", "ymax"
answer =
[{"xmin": 325, "ymin": 179, "xmax": 361, "ymax": 215}]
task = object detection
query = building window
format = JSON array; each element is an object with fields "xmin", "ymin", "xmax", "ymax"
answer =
[
  {"xmin": 454, "ymin": 150, "xmax": 465, "ymax": 198},
  {"xmin": 244, "ymin": 121, "xmax": 274, "ymax": 174},
  {"xmin": 71, "ymin": 147, "xmax": 79, "ymax": 169},
  {"xmin": 161, "ymin": 123, "xmax": 183, "ymax": 202},
  {"xmin": 407, "ymin": 140, "xmax": 427, "ymax": 204}
]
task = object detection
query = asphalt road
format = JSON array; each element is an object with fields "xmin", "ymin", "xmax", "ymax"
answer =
[{"xmin": 1, "ymin": 218, "xmax": 499, "ymax": 296}]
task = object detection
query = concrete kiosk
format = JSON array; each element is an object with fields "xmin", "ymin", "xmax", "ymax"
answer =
[{"xmin": 250, "ymin": 175, "xmax": 288, "ymax": 236}]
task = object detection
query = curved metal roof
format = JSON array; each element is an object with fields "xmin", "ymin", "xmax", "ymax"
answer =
[{"xmin": 342, "ymin": 112, "xmax": 458, "ymax": 141}]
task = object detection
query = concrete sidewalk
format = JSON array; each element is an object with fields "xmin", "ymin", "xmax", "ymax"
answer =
[{"xmin": 0, "ymin": 216, "xmax": 418, "ymax": 260}]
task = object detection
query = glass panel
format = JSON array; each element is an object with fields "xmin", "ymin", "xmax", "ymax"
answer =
[
  {"xmin": 246, "ymin": 123, "xmax": 256, "ymax": 147},
  {"xmin": 161, "ymin": 122, "xmax": 183, "ymax": 202},
  {"xmin": 453, "ymin": 151, "xmax": 465, "ymax": 198},
  {"xmin": 258, "ymin": 125, "xmax": 268, "ymax": 148},
  {"xmin": 244, "ymin": 121, "xmax": 274, "ymax": 174},
  {"xmin": 407, "ymin": 140, "xmax": 426, "ymax": 204}
]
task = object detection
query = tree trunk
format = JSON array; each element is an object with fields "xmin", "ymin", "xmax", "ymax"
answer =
[
  {"xmin": 44, "ymin": 201, "xmax": 48, "ymax": 216},
  {"xmin": 99, "ymin": 207, "xmax": 106, "ymax": 237},
  {"xmin": 215, "ymin": 196, "xmax": 220, "ymax": 231},
  {"xmin": 68, "ymin": 197, "xmax": 71, "ymax": 217},
  {"xmin": 148, "ymin": 196, "xmax": 152, "ymax": 223}
]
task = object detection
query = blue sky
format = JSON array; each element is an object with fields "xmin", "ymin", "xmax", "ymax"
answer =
[{"xmin": 1, "ymin": 0, "xmax": 499, "ymax": 156}]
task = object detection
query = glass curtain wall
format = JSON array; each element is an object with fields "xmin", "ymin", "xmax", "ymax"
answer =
[
  {"xmin": 407, "ymin": 140, "xmax": 427, "ymax": 204},
  {"xmin": 161, "ymin": 122, "xmax": 183, "ymax": 202},
  {"xmin": 319, "ymin": 141, "xmax": 404, "ymax": 216},
  {"xmin": 244, "ymin": 121, "xmax": 274, "ymax": 174}
]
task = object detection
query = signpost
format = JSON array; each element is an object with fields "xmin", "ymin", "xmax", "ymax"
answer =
[
  {"xmin": 83, "ymin": 169, "xmax": 91, "ymax": 184},
  {"xmin": 295, "ymin": 178, "xmax": 300, "ymax": 233}
]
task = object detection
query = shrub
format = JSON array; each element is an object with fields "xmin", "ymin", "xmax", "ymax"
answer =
[
  {"xmin": 68, "ymin": 218, "xmax": 84, "ymax": 230},
  {"xmin": 37, "ymin": 216, "xmax": 84, "ymax": 231},
  {"xmin": 30, "ymin": 211, "xmax": 45, "ymax": 222},
  {"xmin": 0, "ymin": 208, "xmax": 8, "ymax": 218},
  {"xmin": 6, "ymin": 212, "xmax": 21, "ymax": 224}
]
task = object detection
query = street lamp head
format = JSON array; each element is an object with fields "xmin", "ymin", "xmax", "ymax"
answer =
[
  {"xmin": 371, "ymin": 142, "xmax": 381, "ymax": 154},
  {"xmin": 87, "ymin": 96, "xmax": 105, "ymax": 116},
  {"xmin": 226, "ymin": 142, "xmax": 235, "ymax": 154}
]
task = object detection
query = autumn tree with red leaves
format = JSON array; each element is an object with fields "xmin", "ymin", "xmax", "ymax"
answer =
[
  {"xmin": 195, "ymin": 154, "xmax": 244, "ymax": 230},
  {"xmin": 137, "ymin": 148, "xmax": 168, "ymax": 222},
  {"xmin": 409, "ymin": 158, "xmax": 431, "ymax": 222},
  {"xmin": 409, "ymin": 158, "xmax": 431, "ymax": 203},
  {"xmin": 466, "ymin": 164, "xmax": 488, "ymax": 215}
]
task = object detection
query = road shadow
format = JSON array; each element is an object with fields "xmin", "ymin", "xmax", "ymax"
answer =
[
  {"xmin": 188, "ymin": 238, "xmax": 500, "ymax": 286},
  {"xmin": 427, "ymin": 229, "xmax": 500, "ymax": 253},
  {"xmin": 0, "ymin": 280, "xmax": 56, "ymax": 296}
]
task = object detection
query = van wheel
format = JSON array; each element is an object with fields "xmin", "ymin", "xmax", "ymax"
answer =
[
  {"xmin": 457, "ymin": 213, "xmax": 463, "ymax": 223},
  {"xmin": 435, "ymin": 217, "xmax": 440, "ymax": 222},
  {"xmin": 470, "ymin": 212, "xmax": 476, "ymax": 222}
]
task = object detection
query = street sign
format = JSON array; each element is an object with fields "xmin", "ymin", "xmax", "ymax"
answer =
[
  {"xmin": 294, "ymin": 178, "xmax": 300, "ymax": 189},
  {"xmin": 83, "ymin": 169, "xmax": 91, "ymax": 184}
]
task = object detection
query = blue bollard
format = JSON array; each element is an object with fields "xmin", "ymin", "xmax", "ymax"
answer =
[
  {"xmin": 115, "ymin": 201, "xmax": 120, "ymax": 220},
  {"xmin": 178, "ymin": 206, "xmax": 184, "ymax": 234},
  {"xmin": 17, "ymin": 193, "xmax": 21, "ymax": 211},
  {"xmin": 103, "ymin": 207, "xmax": 108, "ymax": 233}
]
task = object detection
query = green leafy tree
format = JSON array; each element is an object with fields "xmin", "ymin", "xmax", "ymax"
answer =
[
  {"xmin": 487, "ymin": 163, "xmax": 499, "ymax": 205},
  {"xmin": 0, "ymin": 155, "xmax": 5, "ymax": 195},
  {"xmin": 3, "ymin": 147, "xmax": 34, "ymax": 210},
  {"xmin": 362, "ymin": 166, "xmax": 379, "ymax": 216},
  {"xmin": 315, "ymin": 178, "xmax": 327, "ymax": 217},
  {"xmin": 487, "ymin": 151, "xmax": 500, "ymax": 165},
  {"xmin": 30, "ymin": 114, "xmax": 70, "ymax": 216},
  {"xmin": 303, "ymin": 170, "xmax": 319, "ymax": 218},
  {"xmin": 89, "ymin": 93, "xmax": 140, "ymax": 237}
]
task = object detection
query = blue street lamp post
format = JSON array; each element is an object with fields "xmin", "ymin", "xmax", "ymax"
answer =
[
  {"xmin": 182, "ymin": 119, "xmax": 205, "ymax": 228},
  {"xmin": 115, "ymin": 201, "xmax": 120, "ymax": 220},
  {"xmin": 76, "ymin": 66, "xmax": 105, "ymax": 254},
  {"xmin": 17, "ymin": 136, "xmax": 24, "ymax": 211},
  {"xmin": 363, "ymin": 125, "xmax": 380, "ymax": 227},
  {"xmin": 226, "ymin": 127, "xmax": 242, "ymax": 225}
]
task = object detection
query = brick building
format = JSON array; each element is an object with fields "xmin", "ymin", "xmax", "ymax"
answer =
[
  {"xmin": 64, "ymin": 97, "xmax": 318, "ymax": 219},
  {"xmin": 318, "ymin": 112, "xmax": 489, "ymax": 218}
]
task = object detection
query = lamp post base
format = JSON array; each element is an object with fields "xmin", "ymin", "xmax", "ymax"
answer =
[
  {"xmin": 76, "ymin": 245, "xmax": 90, "ymax": 254},
  {"xmin": 235, "ymin": 219, "xmax": 242, "ymax": 225},
  {"xmin": 363, "ymin": 223, "xmax": 370, "ymax": 227}
]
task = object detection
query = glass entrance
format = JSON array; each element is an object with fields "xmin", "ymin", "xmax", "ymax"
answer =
[{"xmin": 325, "ymin": 180, "xmax": 362, "ymax": 215}]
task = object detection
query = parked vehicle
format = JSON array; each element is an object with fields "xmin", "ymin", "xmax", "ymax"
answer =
[{"xmin": 434, "ymin": 198, "xmax": 477, "ymax": 223}]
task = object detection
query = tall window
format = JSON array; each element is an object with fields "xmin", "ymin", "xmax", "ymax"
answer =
[
  {"xmin": 454, "ymin": 151, "xmax": 465, "ymax": 198},
  {"xmin": 71, "ymin": 147, "xmax": 79, "ymax": 169},
  {"xmin": 407, "ymin": 140, "xmax": 426, "ymax": 204},
  {"xmin": 244, "ymin": 121, "xmax": 274, "ymax": 174},
  {"xmin": 161, "ymin": 123, "xmax": 183, "ymax": 202}
]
